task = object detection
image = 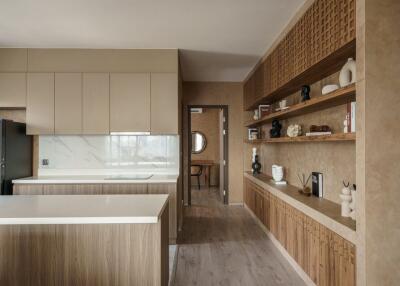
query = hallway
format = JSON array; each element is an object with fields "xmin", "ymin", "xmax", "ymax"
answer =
[{"xmin": 173, "ymin": 187, "xmax": 306, "ymax": 286}]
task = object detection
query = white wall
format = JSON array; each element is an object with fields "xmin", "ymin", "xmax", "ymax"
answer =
[{"xmin": 39, "ymin": 135, "xmax": 179, "ymax": 175}]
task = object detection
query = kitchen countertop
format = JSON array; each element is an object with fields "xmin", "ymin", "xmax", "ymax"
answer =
[
  {"xmin": 0, "ymin": 194, "xmax": 168, "ymax": 225},
  {"xmin": 12, "ymin": 174, "xmax": 179, "ymax": 184},
  {"xmin": 244, "ymin": 171, "xmax": 356, "ymax": 244}
]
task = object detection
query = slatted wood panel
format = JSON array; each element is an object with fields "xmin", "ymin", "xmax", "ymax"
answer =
[
  {"xmin": 243, "ymin": 178, "xmax": 356, "ymax": 286},
  {"xmin": 244, "ymin": 0, "xmax": 356, "ymax": 110}
]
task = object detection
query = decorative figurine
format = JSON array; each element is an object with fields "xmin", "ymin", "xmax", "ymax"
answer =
[
  {"xmin": 287, "ymin": 124, "xmax": 302, "ymax": 137},
  {"xmin": 269, "ymin": 120, "xmax": 282, "ymax": 138},
  {"xmin": 297, "ymin": 173, "xmax": 312, "ymax": 196},
  {"xmin": 339, "ymin": 181, "xmax": 352, "ymax": 217},
  {"xmin": 339, "ymin": 58, "xmax": 356, "ymax": 87},
  {"xmin": 349, "ymin": 184, "xmax": 356, "ymax": 220},
  {"xmin": 252, "ymin": 155, "xmax": 262, "ymax": 175},
  {"xmin": 271, "ymin": 165, "xmax": 286, "ymax": 185},
  {"xmin": 253, "ymin": 109, "xmax": 259, "ymax": 120},
  {"xmin": 301, "ymin": 85, "xmax": 311, "ymax": 102}
]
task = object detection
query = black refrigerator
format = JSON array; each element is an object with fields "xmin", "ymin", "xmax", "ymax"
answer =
[{"xmin": 0, "ymin": 120, "xmax": 32, "ymax": 195}]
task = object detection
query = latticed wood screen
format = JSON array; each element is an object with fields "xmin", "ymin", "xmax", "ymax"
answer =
[{"xmin": 244, "ymin": 0, "xmax": 356, "ymax": 110}]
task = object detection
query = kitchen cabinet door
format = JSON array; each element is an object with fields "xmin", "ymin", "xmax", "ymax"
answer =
[
  {"xmin": 55, "ymin": 73, "xmax": 82, "ymax": 134},
  {"xmin": 148, "ymin": 183, "xmax": 177, "ymax": 242},
  {"xmin": 0, "ymin": 73, "xmax": 26, "ymax": 107},
  {"xmin": 102, "ymin": 184, "xmax": 148, "ymax": 194},
  {"xmin": 151, "ymin": 73, "xmax": 178, "ymax": 134},
  {"xmin": 82, "ymin": 73, "xmax": 110, "ymax": 134},
  {"xmin": 42, "ymin": 184, "xmax": 102, "ymax": 195},
  {"xmin": 13, "ymin": 184, "xmax": 43, "ymax": 195},
  {"xmin": 27, "ymin": 73, "xmax": 55, "ymax": 134},
  {"xmin": 110, "ymin": 73, "xmax": 150, "ymax": 132}
]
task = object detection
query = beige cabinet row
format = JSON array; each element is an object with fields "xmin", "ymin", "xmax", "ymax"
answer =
[
  {"xmin": 0, "ymin": 72, "xmax": 178, "ymax": 134},
  {"xmin": 244, "ymin": 178, "xmax": 356, "ymax": 286},
  {"xmin": 13, "ymin": 183, "xmax": 178, "ymax": 243}
]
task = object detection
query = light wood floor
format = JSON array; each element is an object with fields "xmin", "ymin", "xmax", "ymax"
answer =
[{"xmin": 172, "ymin": 187, "xmax": 306, "ymax": 286}]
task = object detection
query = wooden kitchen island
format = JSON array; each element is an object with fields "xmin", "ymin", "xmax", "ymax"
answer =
[{"xmin": 0, "ymin": 194, "xmax": 169, "ymax": 286}]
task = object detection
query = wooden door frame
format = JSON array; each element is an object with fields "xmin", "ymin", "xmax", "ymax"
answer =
[{"xmin": 187, "ymin": 105, "xmax": 229, "ymax": 205}]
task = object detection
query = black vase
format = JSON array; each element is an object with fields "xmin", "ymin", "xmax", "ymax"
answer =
[{"xmin": 252, "ymin": 155, "xmax": 262, "ymax": 175}]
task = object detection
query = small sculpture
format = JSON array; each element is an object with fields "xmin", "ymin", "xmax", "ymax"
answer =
[
  {"xmin": 287, "ymin": 124, "xmax": 302, "ymax": 137},
  {"xmin": 322, "ymin": 84, "xmax": 339, "ymax": 95},
  {"xmin": 272, "ymin": 165, "xmax": 284, "ymax": 182},
  {"xmin": 349, "ymin": 184, "xmax": 356, "ymax": 220},
  {"xmin": 269, "ymin": 120, "xmax": 282, "ymax": 138},
  {"xmin": 339, "ymin": 58, "xmax": 356, "ymax": 87},
  {"xmin": 253, "ymin": 109, "xmax": 259, "ymax": 120},
  {"xmin": 252, "ymin": 155, "xmax": 262, "ymax": 175},
  {"xmin": 297, "ymin": 173, "xmax": 312, "ymax": 196},
  {"xmin": 301, "ymin": 85, "xmax": 311, "ymax": 102},
  {"xmin": 339, "ymin": 181, "xmax": 352, "ymax": 217}
]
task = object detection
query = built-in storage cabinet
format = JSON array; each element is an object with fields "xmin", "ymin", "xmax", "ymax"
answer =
[
  {"xmin": 150, "ymin": 73, "xmax": 178, "ymax": 134},
  {"xmin": 244, "ymin": 0, "xmax": 356, "ymax": 110},
  {"xmin": 102, "ymin": 183, "xmax": 148, "ymax": 194},
  {"xmin": 244, "ymin": 178, "xmax": 356, "ymax": 286},
  {"xmin": 55, "ymin": 73, "xmax": 82, "ymax": 134},
  {"xmin": 0, "ymin": 73, "xmax": 26, "ymax": 107},
  {"xmin": 82, "ymin": 73, "xmax": 110, "ymax": 134},
  {"xmin": 26, "ymin": 73, "xmax": 55, "ymax": 135},
  {"xmin": 110, "ymin": 73, "xmax": 151, "ymax": 133}
]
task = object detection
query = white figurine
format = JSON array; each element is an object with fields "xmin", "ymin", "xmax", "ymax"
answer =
[
  {"xmin": 252, "ymin": 147, "xmax": 257, "ymax": 163},
  {"xmin": 339, "ymin": 183, "xmax": 352, "ymax": 217},
  {"xmin": 349, "ymin": 185, "xmax": 356, "ymax": 220}
]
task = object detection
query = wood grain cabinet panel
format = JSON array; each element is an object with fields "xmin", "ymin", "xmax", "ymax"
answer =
[
  {"xmin": 150, "ymin": 73, "xmax": 178, "ymax": 134},
  {"xmin": 55, "ymin": 73, "xmax": 82, "ymax": 134},
  {"xmin": 13, "ymin": 184, "xmax": 44, "ymax": 195},
  {"xmin": 43, "ymin": 184, "xmax": 102, "ymax": 195},
  {"xmin": 102, "ymin": 184, "xmax": 148, "ymax": 194},
  {"xmin": 26, "ymin": 73, "xmax": 55, "ymax": 135},
  {"xmin": 0, "ymin": 73, "xmax": 26, "ymax": 107},
  {"xmin": 148, "ymin": 183, "xmax": 177, "ymax": 243},
  {"xmin": 110, "ymin": 73, "xmax": 150, "ymax": 132},
  {"xmin": 82, "ymin": 73, "xmax": 110, "ymax": 134}
]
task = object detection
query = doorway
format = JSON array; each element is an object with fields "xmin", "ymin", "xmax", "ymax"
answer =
[{"xmin": 187, "ymin": 105, "xmax": 228, "ymax": 205}]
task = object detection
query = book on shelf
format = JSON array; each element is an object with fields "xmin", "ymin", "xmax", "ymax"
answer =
[
  {"xmin": 312, "ymin": 172, "xmax": 323, "ymax": 198},
  {"xmin": 346, "ymin": 101, "xmax": 356, "ymax": 133},
  {"xmin": 305, "ymin": 132, "xmax": 332, "ymax": 136}
]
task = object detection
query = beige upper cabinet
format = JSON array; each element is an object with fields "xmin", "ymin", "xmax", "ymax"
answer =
[
  {"xmin": 150, "ymin": 73, "xmax": 178, "ymax": 134},
  {"xmin": 0, "ymin": 73, "xmax": 27, "ymax": 108},
  {"xmin": 110, "ymin": 73, "xmax": 150, "ymax": 132},
  {"xmin": 26, "ymin": 73, "xmax": 55, "ymax": 135},
  {"xmin": 55, "ymin": 73, "xmax": 82, "ymax": 134},
  {"xmin": 83, "ymin": 73, "xmax": 110, "ymax": 134}
]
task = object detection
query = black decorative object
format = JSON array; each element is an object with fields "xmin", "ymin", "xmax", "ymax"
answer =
[
  {"xmin": 269, "ymin": 120, "xmax": 282, "ymax": 138},
  {"xmin": 252, "ymin": 155, "xmax": 262, "ymax": 175},
  {"xmin": 301, "ymin": 85, "xmax": 311, "ymax": 102}
]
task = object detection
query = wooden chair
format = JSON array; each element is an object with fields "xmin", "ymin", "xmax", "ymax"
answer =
[{"xmin": 190, "ymin": 165, "xmax": 203, "ymax": 190}]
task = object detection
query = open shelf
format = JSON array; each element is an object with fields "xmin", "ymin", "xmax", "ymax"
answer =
[
  {"xmin": 246, "ymin": 40, "xmax": 356, "ymax": 110},
  {"xmin": 245, "ymin": 133, "xmax": 355, "ymax": 144},
  {"xmin": 245, "ymin": 84, "xmax": 356, "ymax": 128}
]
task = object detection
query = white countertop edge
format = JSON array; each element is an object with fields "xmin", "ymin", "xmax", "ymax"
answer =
[
  {"xmin": 0, "ymin": 216, "xmax": 160, "ymax": 225},
  {"xmin": 13, "ymin": 179, "xmax": 178, "ymax": 184},
  {"xmin": 244, "ymin": 172, "xmax": 356, "ymax": 244}
]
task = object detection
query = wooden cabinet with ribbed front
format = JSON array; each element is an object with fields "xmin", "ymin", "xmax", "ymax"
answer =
[
  {"xmin": 243, "ymin": 178, "xmax": 356, "ymax": 286},
  {"xmin": 243, "ymin": 0, "xmax": 356, "ymax": 110}
]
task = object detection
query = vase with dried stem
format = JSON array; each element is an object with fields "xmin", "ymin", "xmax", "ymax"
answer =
[{"xmin": 297, "ymin": 173, "xmax": 312, "ymax": 196}]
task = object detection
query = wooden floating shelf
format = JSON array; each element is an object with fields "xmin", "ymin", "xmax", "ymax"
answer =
[
  {"xmin": 245, "ymin": 84, "xmax": 356, "ymax": 128},
  {"xmin": 244, "ymin": 133, "xmax": 356, "ymax": 144},
  {"xmin": 246, "ymin": 40, "xmax": 356, "ymax": 110}
]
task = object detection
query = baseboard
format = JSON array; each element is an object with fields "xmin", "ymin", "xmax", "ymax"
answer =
[{"xmin": 244, "ymin": 204, "xmax": 316, "ymax": 286}]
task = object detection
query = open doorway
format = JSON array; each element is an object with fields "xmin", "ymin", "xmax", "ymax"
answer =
[{"xmin": 187, "ymin": 105, "xmax": 228, "ymax": 205}]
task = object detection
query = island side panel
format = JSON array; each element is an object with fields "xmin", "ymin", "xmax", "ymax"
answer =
[{"xmin": 0, "ymin": 209, "xmax": 169, "ymax": 286}]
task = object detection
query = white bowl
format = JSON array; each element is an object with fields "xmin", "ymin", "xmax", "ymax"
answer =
[{"xmin": 322, "ymin": 84, "xmax": 339, "ymax": 95}]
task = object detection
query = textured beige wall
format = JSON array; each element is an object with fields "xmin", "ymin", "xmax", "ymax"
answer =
[
  {"xmin": 183, "ymin": 82, "xmax": 243, "ymax": 204},
  {"xmin": 356, "ymin": 0, "xmax": 400, "ymax": 285},
  {"xmin": 191, "ymin": 108, "xmax": 220, "ymax": 186},
  {"xmin": 244, "ymin": 72, "xmax": 356, "ymax": 204}
]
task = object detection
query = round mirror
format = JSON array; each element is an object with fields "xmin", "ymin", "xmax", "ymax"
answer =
[{"xmin": 191, "ymin": 131, "xmax": 207, "ymax": 154}]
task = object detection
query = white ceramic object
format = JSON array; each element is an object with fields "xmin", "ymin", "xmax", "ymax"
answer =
[
  {"xmin": 272, "ymin": 165, "xmax": 284, "ymax": 182},
  {"xmin": 340, "ymin": 186, "xmax": 352, "ymax": 217},
  {"xmin": 287, "ymin": 124, "xmax": 302, "ymax": 137},
  {"xmin": 322, "ymin": 84, "xmax": 339, "ymax": 95},
  {"xmin": 253, "ymin": 110, "xmax": 259, "ymax": 120},
  {"xmin": 349, "ymin": 189, "xmax": 356, "ymax": 220},
  {"xmin": 339, "ymin": 58, "xmax": 356, "ymax": 87},
  {"xmin": 279, "ymin": 100, "xmax": 287, "ymax": 109},
  {"xmin": 252, "ymin": 147, "xmax": 257, "ymax": 163}
]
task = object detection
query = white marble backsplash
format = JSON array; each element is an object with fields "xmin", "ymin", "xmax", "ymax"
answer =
[{"xmin": 39, "ymin": 135, "xmax": 179, "ymax": 175}]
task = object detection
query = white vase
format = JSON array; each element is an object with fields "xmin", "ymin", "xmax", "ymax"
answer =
[
  {"xmin": 272, "ymin": 165, "xmax": 284, "ymax": 181},
  {"xmin": 339, "ymin": 58, "xmax": 356, "ymax": 87}
]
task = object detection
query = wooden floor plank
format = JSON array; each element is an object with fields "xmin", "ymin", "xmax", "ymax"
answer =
[{"xmin": 173, "ymin": 187, "xmax": 306, "ymax": 286}]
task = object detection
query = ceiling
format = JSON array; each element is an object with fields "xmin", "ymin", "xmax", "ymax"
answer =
[{"xmin": 0, "ymin": 0, "xmax": 305, "ymax": 82}]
